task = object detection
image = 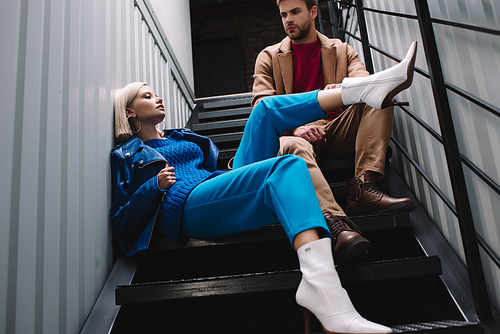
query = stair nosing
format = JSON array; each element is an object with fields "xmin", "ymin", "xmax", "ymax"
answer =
[{"xmin": 115, "ymin": 256, "xmax": 442, "ymax": 305}]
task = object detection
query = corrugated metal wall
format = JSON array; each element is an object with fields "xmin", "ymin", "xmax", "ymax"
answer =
[
  {"xmin": 345, "ymin": 0, "xmax": 500, "ymax": 316},
  {"xmin": 0, "ymin": 0, "xmax": 194, "ymax": 333}
]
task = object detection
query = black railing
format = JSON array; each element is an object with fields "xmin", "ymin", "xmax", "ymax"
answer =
[
  {"xmin": 318, "ymin": 0, "xmax": 500, "ymax": 324},
  {"xmin": 317, "ymin": 0, "xmax": 344, "ymax": 41}
]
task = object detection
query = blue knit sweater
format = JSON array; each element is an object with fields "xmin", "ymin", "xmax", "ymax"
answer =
[{"xmin": 145, "ymin": 131, "xmax": 225, "ymax": 243}]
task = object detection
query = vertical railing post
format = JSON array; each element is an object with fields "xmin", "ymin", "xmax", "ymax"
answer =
[
  {"xmin": 354, "ymin": 0, "xmax": 374, "ymax": 73},
  {"xmin": 413, "ymin": 0, "xmax": 492, "ymax": 322},
  {"xmin": 327, "ymin": 0, "xmax": 344, "ymax": 41},
  {"xmin": 317, "ymin": 0, "xmax": 325, "ymax": 34}
]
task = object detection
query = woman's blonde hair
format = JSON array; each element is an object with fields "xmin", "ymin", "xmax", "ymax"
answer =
[{"xmin": 113, "ymin": 82, "xmax": 148, "ymax": 144}]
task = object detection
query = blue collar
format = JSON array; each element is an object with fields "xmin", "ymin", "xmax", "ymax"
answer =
[{"xmin": 121, "ymin": 135, "xmax": 144, "ymax": 158}]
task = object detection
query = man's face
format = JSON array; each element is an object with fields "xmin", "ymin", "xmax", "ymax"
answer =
[{"xmin": 279, "ymin": 0, "xmax": 317, "ymax": 42}]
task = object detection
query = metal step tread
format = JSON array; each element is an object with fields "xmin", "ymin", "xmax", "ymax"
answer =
[
  {"xmin": 208, "ymin": 131, "xmax": 244, "ymax": 143},
  {"xmin": 198, "ymin": 107, "xmax": 251, "ymax": 121},
  {"xmin": 192, "ymin": 118, "xmax": 248, "ymax": 131},
  {"xmin": 218, "ymin": 148, "xmax": 237, "ymax": 161},
  {"xmin": 145, "ymin": 213, "xmax": 411, "ymax": 254},
  {"xmin": 115, "ymin": 256, "xmax": 441, "ymax": 305},
  {"xmin": 196, "ymin": 95, "xmax": 252, "ymax": 111},
  {"xmin": 392, "ymin": 320, "xmax": 482, "ymax": 333}
]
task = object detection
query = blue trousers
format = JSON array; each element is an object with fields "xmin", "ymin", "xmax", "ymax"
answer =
[{"xmin": 182, "ymin": 90, "xmax": 331, "ymax": 246}]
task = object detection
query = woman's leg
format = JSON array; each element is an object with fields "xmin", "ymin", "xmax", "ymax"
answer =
[
  {"xmin": 184, "ymin": 149, "xmax": 392, "ymax": 334},
  {"xmin": 233, "ymin": 90, "xmax": 337, "ymax": 168},
  {"xmin": 183, "ymin": 155, "xmax": 391, "ymax": 333},
  {"xmin": 232, "ymin": 88, "xmax": 357, "ymax": 168},
  {"xmin": 182, "ymin": 155, "xmax": 329, "ymax": 246}
]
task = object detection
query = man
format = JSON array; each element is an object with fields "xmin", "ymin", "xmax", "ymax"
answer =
[{"xmin": 252, "ymin": 0, "xmax": 415, "ymax": 264}]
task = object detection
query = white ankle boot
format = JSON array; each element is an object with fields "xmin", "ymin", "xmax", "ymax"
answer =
[
  {"xmin": 296, "ymin": 238, "xmax": 392, "ymax": 334},
  {"xmin": 341, "ymin": 41, "xmax": 418, "ymax": 110}
]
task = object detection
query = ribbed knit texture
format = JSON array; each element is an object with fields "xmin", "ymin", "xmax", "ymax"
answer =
[
  {"xmin": 292, "ymin": 40, "xmax": 324, "ymax": 94},
  {"xmin": 291, "ymin": 40, "xmax": 340, "ymax": 121},
  {"xmin": 145, "ymin": 131, "xmax": 225, "ymax": 244}
]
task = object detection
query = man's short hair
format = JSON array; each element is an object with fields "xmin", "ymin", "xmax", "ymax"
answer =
[{"xmin": 276, "ymin": 0, "xmax": 318, "ymax": 11}]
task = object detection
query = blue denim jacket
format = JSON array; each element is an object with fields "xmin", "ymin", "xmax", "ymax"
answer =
[{"xmin": 109, "ymin": 128, "xmax": 219, "ymax": 256}]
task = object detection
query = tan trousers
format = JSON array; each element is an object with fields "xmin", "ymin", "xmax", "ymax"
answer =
[{"xmin": 278, "ymin": 103, "xmax": 394, "ymax": 216}]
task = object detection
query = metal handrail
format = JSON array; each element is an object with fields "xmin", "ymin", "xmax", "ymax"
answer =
[
  {"xmin": 332, "ymin": 0, "xmax": 495, "ymax": 322},
  {"xmin": 391, "ymin": 137, "xmax": 456, "ymax": 214},
  {"xmin": 413, "ymin": 0, "xmax": 492, "ymax": 322},
  {"xmin": 432, "ymin": 18, "xmax": 500, "ymax": 36},
  {"xmin": 317, "ymin": 0, "xmax": 344, "ymax": 40},
  {"xmin": 445, "ymin": 82, "xmax": 500, "ymax": 118},
  {"xmin": 461, "ymin": 155, "xmax": 500, "ymax": 198}
]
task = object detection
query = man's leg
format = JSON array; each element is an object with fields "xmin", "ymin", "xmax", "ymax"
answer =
[
  {"xmin": 279, "ymin": 136, "xmax": 344, "ymax": 216},
  {"xmin": 278, "ymin": 136, "xmax": 370, "ymax": 264},
  {"xmin": 318, "ymin": 103, "xmax": 391, "ymax": 175},
  {"xmin": 318, "ymin": 103, "xmax": 415, "ymax": 215}
]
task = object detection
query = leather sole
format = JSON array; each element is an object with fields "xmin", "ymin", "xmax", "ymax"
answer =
[{"xmin": 335, "ymin": 236, "xmax": 371, "ymax": 265}]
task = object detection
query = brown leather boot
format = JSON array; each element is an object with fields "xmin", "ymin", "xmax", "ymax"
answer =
[
  {"xmin": 324, "ymin": 212, "xmax": 370, "ymax": 264},
  {"xmin": 346, "ymin": 171, "xmax": 416, "ymax": 215}
]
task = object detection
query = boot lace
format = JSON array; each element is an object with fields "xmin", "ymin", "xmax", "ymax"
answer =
[
  {"xmin": 356, "ymin": 182, "xmax": 384, "ymax": 200},
  {"xmin": 325, "ymin": 215, "xmax": 363, "ymax": 238}
]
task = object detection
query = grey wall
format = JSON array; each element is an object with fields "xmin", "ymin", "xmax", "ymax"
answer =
[{"xmin": 0, "ymin": 0, "xmax": 194, "ymax": 333}]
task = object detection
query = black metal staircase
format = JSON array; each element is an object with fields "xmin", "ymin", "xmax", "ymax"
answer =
[{"xmin": 81, "ymin": 94, "xmax": 485, "ymax": 334}]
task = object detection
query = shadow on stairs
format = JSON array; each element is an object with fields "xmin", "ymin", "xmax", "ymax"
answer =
[{"xmin": 80, "ymin": 93, "xmax": 485, "ymax": 334}]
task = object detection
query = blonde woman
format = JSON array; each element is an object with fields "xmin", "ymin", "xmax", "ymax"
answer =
[{"xmin": 110, "ymin": 41, "xmax": 416, "ymax": 334}]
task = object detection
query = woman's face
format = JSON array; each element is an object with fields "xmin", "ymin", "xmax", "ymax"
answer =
[{"xmin": 126, "ymin": 85, "xmax": 165, "ymax": 124}]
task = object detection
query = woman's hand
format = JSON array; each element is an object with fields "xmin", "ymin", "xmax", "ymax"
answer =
[
  {"xmin": 158, "ymin": 164, "xmax": 176, "ymax": 191},
  {"xmin": 324, "ymin": 83, "xmax": 342, "ymax": 90}
]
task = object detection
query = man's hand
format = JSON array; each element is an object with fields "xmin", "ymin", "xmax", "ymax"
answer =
[{"xmin": 292, "ymin": 125, "xmax": 326, "ymax": 144}]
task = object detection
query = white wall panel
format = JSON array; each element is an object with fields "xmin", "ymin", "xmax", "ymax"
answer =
[
  {"xmin": 148, "ymin": 0, "xmax": 194, "ymax": 90},
  {"xmin": 0, "ymin": 0, "xmax": 194, "ymax": 333}
]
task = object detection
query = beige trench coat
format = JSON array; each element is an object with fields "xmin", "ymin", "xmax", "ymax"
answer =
[{"xmin": 251, "ymin": 31, "xmax": 370, "ymax": 109}]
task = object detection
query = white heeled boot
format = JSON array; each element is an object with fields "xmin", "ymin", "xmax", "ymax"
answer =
[
  {"xmin": 296, "ymin": 238, "xmax": 392, "ymax": 334},
  {"xmin": 341, "ymin": 41, "xmax": 418, "ymax": 110}
]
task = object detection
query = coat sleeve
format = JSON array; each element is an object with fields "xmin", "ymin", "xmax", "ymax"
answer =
[
  {"xmin": 346, "ymin": 44, "xmax": 370, "ymax": 78},
  {"xmin": 251, "ymin": 49, "xmax": 277, "ymax": 109},
  {"xmin": 109, "ymin": 151, "xmax": 165, "ymax": 237}
]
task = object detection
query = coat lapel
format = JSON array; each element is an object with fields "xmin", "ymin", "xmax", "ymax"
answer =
[
  {"xmin": 278, "ymin": 37, "xmax": 294, "ymax": 94},
  {"xmin": 277, "ymin": 33, "xmax": 340, "ymax": 91},
  {"xmin": 319, "ymin": 33, "xmax": 337, "ymax": 84}
]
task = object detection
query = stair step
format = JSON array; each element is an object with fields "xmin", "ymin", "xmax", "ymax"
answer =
[
  {"xmin": 112, "ymin": 291, "xmax": 478, "ymax": 334},
  {"xmin": 192, "ymin": 118, "xmax": 248, "ymax": 134},
  {"xmin": 216, "ymin": 148, "xmax": 237, "ymax": 169},
  {"xmin": 144, "ymin": 213, "xmax": 411, "ymax": 255},
  {"xmin": 392, "ymin": 320, "xmax": 482, "ymax": 333},
  {"xmin": 198, "ymin": 107, "xmax": 251, "ymax": 122},
  {"xmin": 115, "ymin": 255, "xmax": 441, "ymax": 305},
  {"xmin": 208, "ymin": 132, "xmax": 244, "ymax": 148},
  {"xmin": 199, "ymin": 95, "xmax": 252, "ymax": 111},
  {"xmin": 351, "ymin": 212, "xmax": 411, "ymax": 230},
  {"xmin": 209, "ymin": 131, "xmax": 244, "ymax": 142},
  {"xmin": 318, "ymin": 157, "xmax": 355, "ymax": 171}
]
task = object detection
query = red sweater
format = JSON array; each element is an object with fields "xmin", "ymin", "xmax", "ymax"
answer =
[{"xmin": 292, "ymin": 40, "xmax": 340, "ymax": 121}]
